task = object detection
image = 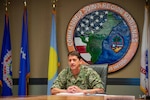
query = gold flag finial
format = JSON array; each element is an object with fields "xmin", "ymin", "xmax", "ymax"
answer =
[
  {"xmin": 24, "ymin": 0, "xmax": 27, "ymax": 6},
  {"xmin": 146, "ymin": 0, "xmax": 149, "ymax": 6},
  {"xmin": 5, "ymin": 0, "xmax": 10, "ymax": 11},
  {"xmin": 51, "ymin": 0, "xmax": 58, "ymax": 11}
]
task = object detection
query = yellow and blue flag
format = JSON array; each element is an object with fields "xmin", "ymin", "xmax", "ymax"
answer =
[
  {"xmin": 18, "ymin": 4, "xmax": 30, "ymax": 96},
  {"xmin": 0, "ymin": 9, "xmax": 13, "ymax": 96},
  {"xmin": 47, "ymin": 10, "xmax": 59, "ymax": 95}
]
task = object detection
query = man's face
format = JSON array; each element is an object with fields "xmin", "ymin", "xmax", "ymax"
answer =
[{"xmin": 68, "ymin": 55, "xmax": 81, "ymax": 70}]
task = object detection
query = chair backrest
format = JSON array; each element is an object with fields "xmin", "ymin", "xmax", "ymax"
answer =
[{"xmin": 87, "ymin": 64, "xmax": 108, "ymax": 92}]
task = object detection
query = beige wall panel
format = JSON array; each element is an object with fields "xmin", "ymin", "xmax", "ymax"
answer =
[{"xmin": 0, "ymin": 0, "xmax": 146, "ymax": 78}]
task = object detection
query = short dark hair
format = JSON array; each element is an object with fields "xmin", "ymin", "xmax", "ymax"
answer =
[{"xmin": 68, "ymin": 51, "xmax": 82, "ymax": 59}]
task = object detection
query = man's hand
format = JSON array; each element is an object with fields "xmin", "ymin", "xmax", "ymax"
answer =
[
  {"xmin": 67, "ymin": 86, "xmax": 82, "ymax": 93},
  {"xmin": 67, "ymin": 85, "xmax": 104, "ymax": 94},
  {"xmin": 82, "ymin": 88, "xmax": 104, "ymax": 94}
]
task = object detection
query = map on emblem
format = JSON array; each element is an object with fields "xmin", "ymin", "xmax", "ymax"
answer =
[{"xmin": 66, "ymin": 2, "xmax": 139, "ymax": 73}]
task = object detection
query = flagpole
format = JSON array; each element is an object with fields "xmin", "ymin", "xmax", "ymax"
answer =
[
  {"xmin": 47, "ymin": 0, "xmax": 58, "ymax": 95},
  {"xmin": 23, "ymin": 0, "xmax": 29, "ymax": 96},
  {"xmin": 24, "ymin": 0, "xmax": 27, "ymax": 95},
  {"xmin": 145, "ymin": 0, "xmax": 150, "ymax": 98},
  {"xmin": 0, "ymin": 0, "xmax": 10, "ymax": 92},
  {"xmin": 0, "ymin": 0, "xmax": 13, "ymax": 96}
]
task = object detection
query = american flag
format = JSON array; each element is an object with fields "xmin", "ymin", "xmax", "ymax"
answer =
[{"xmin": 75, "ymin": 11, "xmax": 108, "ymax": 35}]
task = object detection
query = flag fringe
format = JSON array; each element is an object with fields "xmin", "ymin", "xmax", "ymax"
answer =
[
  {"xmin": 140, "ymin": 85, "xmax": 148, "ymax": 94},
  {"xmin": 0, "ymin": 80, "xmax": 2, "ymax": 87}
]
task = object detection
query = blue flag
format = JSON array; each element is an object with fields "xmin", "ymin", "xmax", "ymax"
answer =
[
  {"xmin": 47, "ymin": 10, "xmax": 59, "ymax": 95},
  {"xmin": 0, "ymin": 10, "xmax": 13, "ymax": 96},
  {"xmin": 18, "ymin": 5, "xmax": 30, "ymax": 96}
]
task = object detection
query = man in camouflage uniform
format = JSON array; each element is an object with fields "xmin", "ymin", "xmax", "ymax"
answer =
[{"xmin": 51, "ymin": 51, "xmax": 104, "ymax": 95}]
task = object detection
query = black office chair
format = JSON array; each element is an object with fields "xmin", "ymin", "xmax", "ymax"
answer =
[{"xmin": 87, "ymin": 64, "xmax": 108, "ymax": 92}]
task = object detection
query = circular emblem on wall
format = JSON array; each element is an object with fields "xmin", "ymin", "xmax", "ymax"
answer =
[{"xmin": 66, "ymin": 2, "xmax": 139, "ymax": 73}]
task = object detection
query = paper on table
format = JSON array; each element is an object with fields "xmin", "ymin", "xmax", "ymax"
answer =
[
  {"xmin": 86, "ymin": 93, "xmax": 107, "ymax": 96},
  {"xmin": 104, "ymin": 95, "xmax": 135, "ymax": 100},
  {"xmin": 56, "ymin": 92, "xmax": 84, "ymax": 96}
]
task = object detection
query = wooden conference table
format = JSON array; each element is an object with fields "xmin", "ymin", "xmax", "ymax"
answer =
[{"xmin": 0, "ymin": 94, "xmax": 144, "ymax": 100}]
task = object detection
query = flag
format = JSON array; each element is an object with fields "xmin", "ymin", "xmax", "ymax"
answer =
[
  {"xmin": 47, "ymin": 10, "xmax": 59, "ymax": 95},
  {"xmin": 18, "ymin": 4, "xmax": 30, "ymax": 96},
  {"xmin": 0, "ymin": 9, "xmax": 13, "ymax": 96},
  {"xmin": 140, "ymin": 5, "xmax": 150, "ymax": 96}
]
